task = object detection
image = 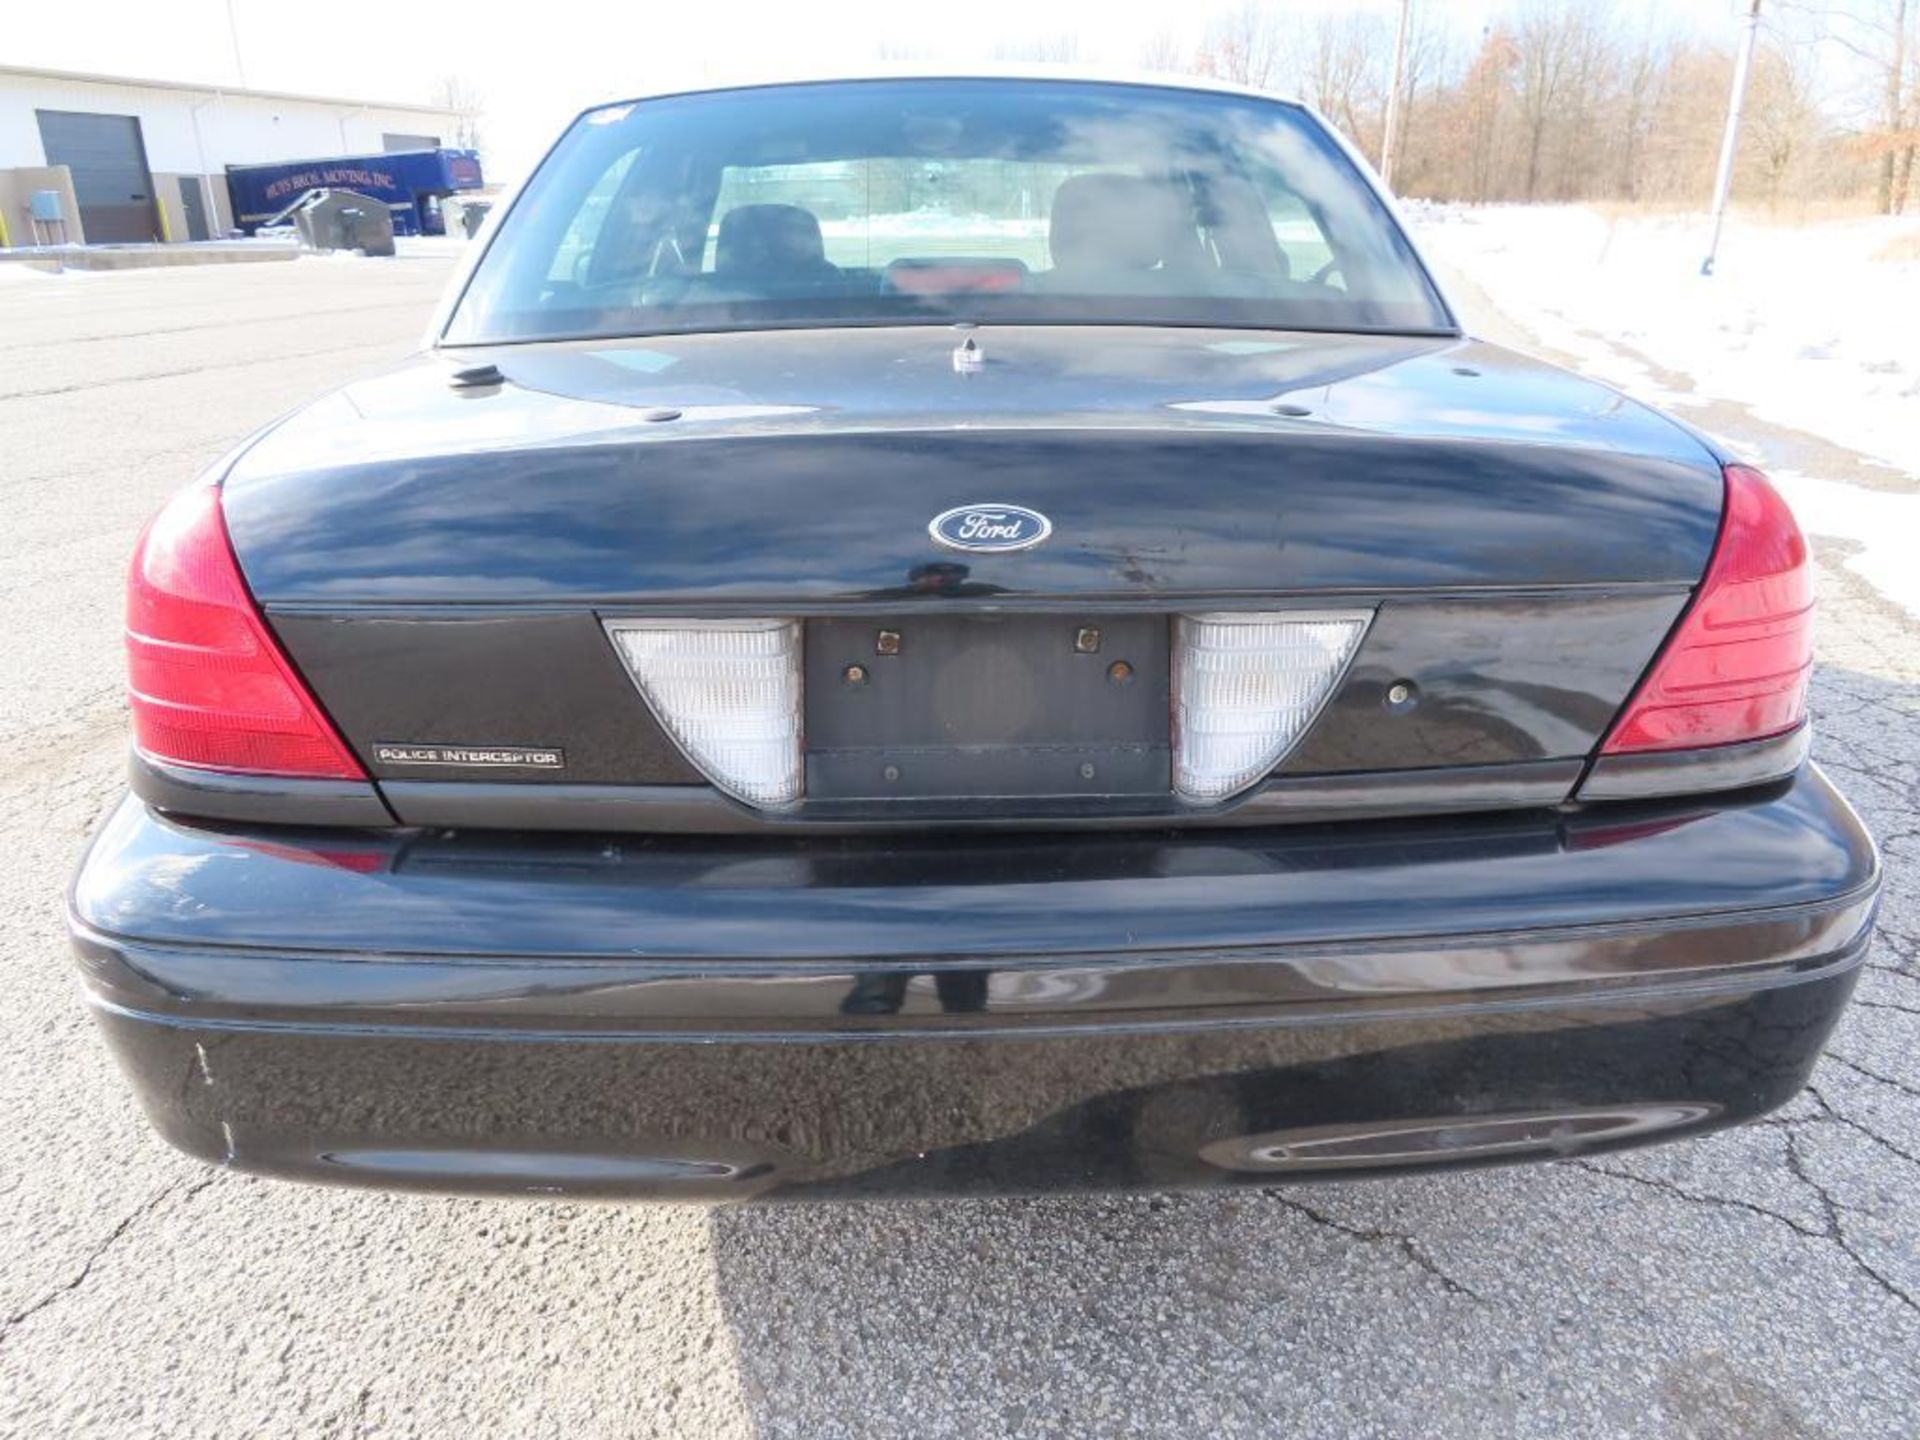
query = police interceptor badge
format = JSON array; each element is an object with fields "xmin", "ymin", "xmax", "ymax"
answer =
[{"xmin": 374, "ymin": 744, "xmax": 564, "ymax": 769}]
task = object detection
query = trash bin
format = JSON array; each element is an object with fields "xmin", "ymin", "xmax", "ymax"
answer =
[{"xmin": 290, "ymin": 189, "xmax": 396, "ymax": 257}]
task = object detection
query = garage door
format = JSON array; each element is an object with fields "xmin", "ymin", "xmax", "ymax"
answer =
[{"xmin": 36, "ymin": 110, "xmax": 159, "ymax": 244}]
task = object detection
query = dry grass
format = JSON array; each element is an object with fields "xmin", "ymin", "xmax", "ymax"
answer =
[
  {"xmin": 1584, "ymin": 197, "xmax": 1897, "ymax": 227},
  {"xmin": 1874, "ymin": 231, "xmax": 1920, "ymax": 262}
]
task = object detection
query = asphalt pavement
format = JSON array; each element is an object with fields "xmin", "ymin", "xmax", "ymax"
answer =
[{"xmin": 0, "ymin": 249, "xmax": 1913, "ymax": 1438}]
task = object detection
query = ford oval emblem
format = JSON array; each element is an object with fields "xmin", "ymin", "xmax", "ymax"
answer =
[{"xmin": 929, "ymin": 503, "xmax": 1053, "ymax": 553}]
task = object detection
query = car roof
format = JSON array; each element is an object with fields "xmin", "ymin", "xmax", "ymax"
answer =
[{"xmin": 585, "ymin": 64, "xmax": 1304, "ymax": 116}]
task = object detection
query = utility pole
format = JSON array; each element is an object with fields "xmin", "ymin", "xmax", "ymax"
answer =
[
  {"xmin": 189, "ymin": 94, "xmax": 224, "ymax": 240},
  {"xmin": 225, "ymin": 0, "xmax": 249, "ymax": 88},
  {"xmin": 1701, "ymin": 0, "xmax": 1762, "ymax": 276},
  {"xmin": 1380, "ymin": 0, "xmax": 1412, "ymax": 188}
]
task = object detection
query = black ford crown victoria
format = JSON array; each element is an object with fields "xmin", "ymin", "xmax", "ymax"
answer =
[{"xmin": 72, "ymin": 74, "xmax": 1879, "ymax": 1199}]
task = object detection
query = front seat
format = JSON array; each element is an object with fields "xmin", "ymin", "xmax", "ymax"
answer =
[
  {"xmin": 1042, "ymin": 174, "xmax": 1198, "ymax": 291},
  {"xmin": 713, "ymin": 203, "xmax": 840, "ymax": 286}
]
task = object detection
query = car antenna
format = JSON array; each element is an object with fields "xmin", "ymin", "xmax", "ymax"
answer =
[{"xmin": 951, "ymin": 324, "xmax": 984, "ymax": 375}]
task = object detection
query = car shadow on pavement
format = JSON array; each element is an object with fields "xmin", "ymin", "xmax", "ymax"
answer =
[
  {"xmin": 705, "ymin": 1182, "xmax": 1488, "ymax": 1437},
  {"xmin": 700, "ymin": 655, "xmax": 1919, "ymax": 1438}
]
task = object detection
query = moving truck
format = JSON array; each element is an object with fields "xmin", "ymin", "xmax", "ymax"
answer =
[{"xmin": 226, "ymin": 148, "xmax": 483, "ymax": 237}]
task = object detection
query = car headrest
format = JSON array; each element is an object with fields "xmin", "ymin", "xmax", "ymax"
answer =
[
  {"xmin": 715, "ymin": 204, "xmax": 831, "ymax": 277},
  {"xmin": 1048, "ymin": 174, "xmax": 1188, "ymax": 274}
]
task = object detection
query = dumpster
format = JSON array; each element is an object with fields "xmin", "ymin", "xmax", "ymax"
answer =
[{"xmin": 290, "ymin": 189, "xmax": 396, "ymax": 256}]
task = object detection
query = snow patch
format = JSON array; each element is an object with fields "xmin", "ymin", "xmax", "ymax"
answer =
[{"xmin": 1770, "ymin": 470, "xmax": 1920, "ymax": 621}]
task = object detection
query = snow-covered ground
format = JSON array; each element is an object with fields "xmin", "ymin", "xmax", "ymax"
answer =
[{"xmin": 1410, "ymin": 204, "xmax": 1920, "ymax": 617}]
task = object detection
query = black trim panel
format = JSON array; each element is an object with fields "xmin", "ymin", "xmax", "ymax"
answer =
[
  {"xmin": 268, "ymin": 610, "xmax": 702, "ymax": 787},
  {"xmin": 1281, "ymin": 593, "xmax": 1686, "ymax": 772},
  {"xmin": 130, "ymin": 751, "xmax": 395, "ymax": 827},
  {"xmin": 1241, "ymin": 760, "xmax": 1582, "ymax": 823},
  {"xmin": 273, "ymin": 591, "xmax": 1680, "ymax": 812},
  {"xmin": 378, "ymin": 759, "xmax": 1582, "ymax": 833},
  {"xmin": 1578, "ymin": 724, "xmax": 1810, "ymax": 802}
]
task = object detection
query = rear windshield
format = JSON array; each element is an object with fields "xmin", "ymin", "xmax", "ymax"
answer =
[{"xmin": 443, "ymin": 79, "xmax": 1452, "ymax": 344}]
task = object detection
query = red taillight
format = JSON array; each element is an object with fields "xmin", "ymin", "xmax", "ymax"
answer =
[
  {"xmin": 1601, "ymin": 464, "xmax": 1812, "ymax": 754},
  {"xmin": 126, "ymin": 484, "xmax": 365, "ymax": 779}
]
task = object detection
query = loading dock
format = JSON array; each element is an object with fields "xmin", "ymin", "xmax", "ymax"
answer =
[
  {"xmin": 34, "ymin": 109, "xmax": 158, "ymax": 244},
  {"xmin": 2, "ymin": 65, "xmax": 466, "ymax": 249}
]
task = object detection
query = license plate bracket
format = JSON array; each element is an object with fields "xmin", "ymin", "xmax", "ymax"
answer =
[{"xmin": 803, "ymin": 615, "xmax": 1170, "ymax": 801}]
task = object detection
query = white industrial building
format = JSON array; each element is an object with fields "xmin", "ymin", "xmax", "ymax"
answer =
[{"xmin": 0, "ymin": 64, "xmax": 464, "ymax": 246}]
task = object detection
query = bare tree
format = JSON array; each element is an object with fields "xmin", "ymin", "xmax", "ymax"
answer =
[
  {"xmin": 1611, "ymin": 22, "xmax": 1664, "ymax": 200},
  {"xmin": 1293, "ymin": 10, "xmax": 1390, "ymax": 150},
  {"xmin": 1853, "ymin": 0, "xmax": 1918, "ymax": 212},
  {"xmin": 1195, "ymin": 1, "xmax": 1288, "ymax": 90},
  {"xmin": 1165, "ymin": 0, "xmax": 1890, "ymax": 210},
  {"xmin": 1747, "ymin": 42, "xmax": 1824, "ymax": 208},
  {"xmin": 1140, "ymin": 28, "xmax": 1188, "ymax": 75},
  {"xmin": 432, "ymin": 75, "xmax": 485, "ymax": 154},
  {"xmin": 1384, "ymin": 2, "xmax": 1458, "ymax": 194},
  {"xmin": 1777, "ymin": 0, "xmax": 1917, "ymax": 211},
  {"xmin": 1392, "ymin": 3, "xmax": 1451, "ymax": 167},
  {"xmin": 1461, "ymin": 27, "xmax": 1520, "ymax": 201},
  {"xmin": 1640, "ymin": 42, "xmax": 1742, "ymax": 204},
  {"xmin": 872, "ymin": 39, "xmax": 937, "ymax": 62},
  {"xmin": 1508, "ymin": 0, "xmax": 1618, "ymax": 201},
  {"xmin": 991, "ymin": 34, "xmax": 1083, "ymax": 64}
]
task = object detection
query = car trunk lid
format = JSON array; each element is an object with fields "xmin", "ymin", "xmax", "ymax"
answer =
[
  {"xmin": 225, "ymin": 327, "xmax": 1720, "ymax": 605},
  {"xmin": 215, "ymin": 326, "xmax": 1724, "ymax": 825}
]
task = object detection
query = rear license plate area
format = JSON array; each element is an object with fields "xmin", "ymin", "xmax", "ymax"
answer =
[{"xmin": 803, "ymin": 616, "xmax": 1170, "ymax": 801}]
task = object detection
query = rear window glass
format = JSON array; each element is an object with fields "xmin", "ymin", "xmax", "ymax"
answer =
[{"xmin": 445, "ymin": 79, "xmax": 1450, "ymax": 344}]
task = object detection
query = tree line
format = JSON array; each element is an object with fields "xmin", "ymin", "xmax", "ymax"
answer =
[{"xmin": 1141, "ymin": 0, "xmax": 1918, "ymax": 214}]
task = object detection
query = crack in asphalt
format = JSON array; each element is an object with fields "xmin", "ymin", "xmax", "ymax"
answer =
[
  {"xmin": 1864, "ymin": 931, "xmax": 1920, "ymax": 979},
  {"xmin": 1802, "ymin": 1083, "xmax": 1920, "ymax": 1168},
  {"xmin": 1873, "ymin": 927, "xmax": 1919, "ymax": 956},
  {"xmin": 0, "ymin": 299, "xmax": 422, "ymax": 356},
  {"xmin": 1823, "ymin": 1051, "xmax": 1920, "ymax": 1101},
  {"xmin": 1566, "ymin": 1157, "xmax": 1829, "ymax": 1239},
  {"xmin": 1261, "ymin": 1191, "xmax": 1487, "ymax": 1303},
  {"xmin": 0, "ymin": 1174, "xmax": 217, "ymax": 1347},
  {"xmin": 1850, "ymin": 997, "xmax": 1920, "ymax": 1019},
  {"xmin": 0, "ymin": 338, "xmax": 415, "ymax": 405},
  {"xmin": 1781, "ymin": 1128, "xmax": 1920, "ymax": 1315},
  {"xmin": 1570, "ymin": 1147, "xmax": 1918, "ymax": 1317},
  {"xmin": 1863, "ymin": 959, "xmax": 1920, "ymax": 980}
]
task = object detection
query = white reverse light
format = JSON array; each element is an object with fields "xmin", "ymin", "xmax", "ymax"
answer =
[
  {"xmin": 605, "ymin": 619, "xmax": 804, "ymax": 807},
  {"xmin": 1173, "ymin": 611, "xmax": 1372, "ymax": 803}
]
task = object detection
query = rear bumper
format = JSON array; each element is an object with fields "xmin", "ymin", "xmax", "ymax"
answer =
[{"xmin": 69, "ymin": 768, "xmax": 1879, "ymax": 1200}]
